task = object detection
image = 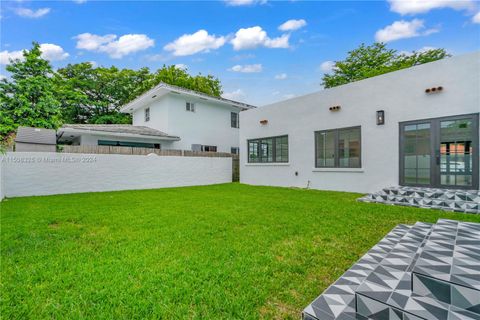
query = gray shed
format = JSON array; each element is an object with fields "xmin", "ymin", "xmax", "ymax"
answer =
[{"xmin": 15, "ymin": 127, "xmax": 57, "ymax": 152}]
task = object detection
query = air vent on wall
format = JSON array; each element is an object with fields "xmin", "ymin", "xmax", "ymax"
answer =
[{"xmin": 425, "ymin": 86, "xmax": 443, "ymax": 94}]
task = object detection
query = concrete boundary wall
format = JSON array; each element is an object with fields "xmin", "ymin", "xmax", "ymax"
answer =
[{"xmin": 1, "ymin": 152, "xmax": 232, "ymax": 198}]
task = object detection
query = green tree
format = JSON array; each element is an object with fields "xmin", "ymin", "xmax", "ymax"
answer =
[
  {"xmin": 56, "ymin": 64, "xmax": 223, "ymax": 124},
  {"xmin": 0, "ymin": 42, "xmax": 62, "ymax": 140},
  {"xmin": 322, "ymin": 43, "xmax": 449, "ymax": 88}
]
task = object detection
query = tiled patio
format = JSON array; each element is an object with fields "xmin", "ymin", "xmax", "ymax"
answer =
[{"xmin": 303, "ymin": 219, "xmax": 480, "ymax": 320}]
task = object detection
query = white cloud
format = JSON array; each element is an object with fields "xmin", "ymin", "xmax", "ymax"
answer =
[
  {"xmin": 320, "ymin": 60, "xmax": 335, "ymax": 73},
  {"xmin": 283, "ymin": 93, "xmax": 296, "ymax": 99},
  {"xmin": 174, "ymin": 63, "xmax": 188, "ymax": 70},
  {"xmin": 228, "ymin": 64, "xmax": 263, "ymax": 73},
  {"xmin": 224, "ymin": 0, "xmax": 266, "ymax": 6},
  {"xmin": 0, "ymin": 43, "xmax": 68, "ymax": 64},
  {"xmin": 223, "ymin": 89, "xmax": 245, "ymax": 100},
  {"xmin": 73, "ymin": 0, "xmax": 87, "ymax": 3},
  {"xmin": 473, "ymin": 12, "xmax": 480, "ymax": 23},
  {"xmin": 75, "ymin": 33, "xmax": 117, "ymax": 50},
  {"xmin": 0, "ymin": 50, "xmax": 24, "ymax": 65},
  {"xmin": 387, "ymin": 0, "xmax": 475, "ymax": 15},
  {"xmin": 164, "ymin": 30, "xmax": 226, "ymax": 56},
  {"xmin": 74, "ymin": 33, "xmax": 154, "ymax": 58},
  {"xmin": 231, "ymin": 26, "xmax": 290, "ymax": 50},
  {"xmin": 278, "ymin": 19, "xmax": 307, "ymax": 31},
  {"xmin": 375, "ymin": 19, "xmax": 438, "ymax": 43},
  {"xmin": 14, "ymin": 7, "xmax": 50, "ymax": 18},
  {"xmin": 39, "ymin": 43, "xmax": 69, "ymax": 61},
  {"xmin": 275, "ymin": 73, "xmax": 287, "ymax": 80}
]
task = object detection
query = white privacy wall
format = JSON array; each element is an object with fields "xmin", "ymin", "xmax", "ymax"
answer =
[
  {"xmin": 1, "ymin": 152, "xmax": 231, "ymax": 198},
  {"xmin": 240, "ymin": 52, "xmax": 480, "ymax": 193}
]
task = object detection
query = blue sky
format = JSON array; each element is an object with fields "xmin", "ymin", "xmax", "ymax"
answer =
[{"xmin": 1, "ymin": 0, "xmax": 479, "ymax": 106}]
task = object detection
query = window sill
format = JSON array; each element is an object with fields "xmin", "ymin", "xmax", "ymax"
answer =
[
  {"xmin": 245, "ymin": 163, "xmax": 290, "ymax": 166},
  {"xmin": 312, "ymin": 167, "xmax": 364, "ymax": 173}
]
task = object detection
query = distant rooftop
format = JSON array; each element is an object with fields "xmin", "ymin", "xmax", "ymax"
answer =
[
  {"xmin": 59, "ymin": 124, "xmax": 180, "ymax": 140},
  {"xmin": 120, "ymin": 82, "xmax": 257, "ymax": 113},
  {"xmin": 15, "ymin": 126, "xmax": 56, "ymax": 145}
]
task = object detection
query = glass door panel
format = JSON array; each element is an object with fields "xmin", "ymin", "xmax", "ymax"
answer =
[
  {"xmin": 439, "ymin": 119, "xmax": 474, "ymax": 188},
  {"xmin": 402, "ymin": 123, "xmax": 431, "ymax": 185}
]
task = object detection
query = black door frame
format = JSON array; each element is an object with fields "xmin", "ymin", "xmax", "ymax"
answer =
[{"xmin": 399, "ymin": 113, "xmax": 479, "ymax": 190}]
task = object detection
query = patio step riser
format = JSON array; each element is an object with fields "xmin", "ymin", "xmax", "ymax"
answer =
[{"xmin": 359, "ymin": 186, "xmax": 480, "ymax": 214}]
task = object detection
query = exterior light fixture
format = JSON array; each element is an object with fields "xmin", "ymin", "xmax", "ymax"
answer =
[
  {"xmin": 260, "ymin": 119, "xmax": 268, "ymax": 125},
  {"xmin": 329, "ymin": 105, "xmax": 341, "ymax": 111},
  {"xmin": 376, "ymin": 110, "xmax": 385, "ymax": 125}
]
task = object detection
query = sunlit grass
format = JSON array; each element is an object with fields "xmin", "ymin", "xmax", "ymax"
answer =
[{"xmin": 1, "ymin": 183, "xmax": 479, "ymax": 319}]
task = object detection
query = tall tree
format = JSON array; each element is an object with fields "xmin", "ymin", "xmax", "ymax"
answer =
[
  {"xmin": 322, "ymin": 43, "xmax": 449, "ymax": 88},
  {"xmin": 0, "ymin": 42, "xmax": 62, "ymax": 140}
]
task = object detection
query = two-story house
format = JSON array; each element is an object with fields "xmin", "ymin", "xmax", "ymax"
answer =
[{"xmin": 58, "ymin": 83, "xmax": 256, "ymax": 153}]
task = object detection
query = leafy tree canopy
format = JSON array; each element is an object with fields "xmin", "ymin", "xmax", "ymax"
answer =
[
  {"xmin": 321, "ymin": 42, "xmax": 450, "ymax": 89},
  {"xmin": 0, "ymin": 42, "xmax": 62, "ymax": 140},
  {"xmin": 1, "ymin": 42, "xmax": 224, "ymax": 141}
]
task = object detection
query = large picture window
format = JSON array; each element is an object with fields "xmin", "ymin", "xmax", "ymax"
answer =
[
  {"xmin": 248, "ymin": 135, "xmax": 288, "ymax": 163},
  {"xmin": 315, "ymin": 126, "xmax": 361, "ymax": 168}
]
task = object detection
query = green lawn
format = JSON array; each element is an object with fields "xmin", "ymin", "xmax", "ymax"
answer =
[{"xmin": 1, "ymin": 183, "xmax": 479, "ymax": 319}]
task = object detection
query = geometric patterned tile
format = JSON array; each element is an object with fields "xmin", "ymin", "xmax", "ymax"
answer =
[
  {"xmin": 358, "ymin": 186, "xmax": 480, "ymax": 215},
  {"xmin": 303, "ymin": 219, "xmax": 480, "ymax": 319},
  {"xmin": 302, "ymin": 224, "xmax": 412, "ymax": 320}
]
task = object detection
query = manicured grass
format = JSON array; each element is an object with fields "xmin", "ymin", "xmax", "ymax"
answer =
[{"xmin": 1, "ymin": 183, "xmax": 479, "ymax": 319}]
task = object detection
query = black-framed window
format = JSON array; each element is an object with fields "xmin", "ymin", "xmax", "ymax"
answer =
[
  {"xmin": 231, "ymin": 112, "xmax": 239, "ymax": 128},
  {"xmin": 202, "ymin": 145, "xmax": 217, "ymax": 152},
  {"xmin": 315, "ymin": 126, "xmax": 361, "ymax": 168},
  {"xmin": 248, "ymin": 135, "xmax": 288, "ymax": 163},
  {"xmin": 98, "ymin": 140, "xmax": 160, "ymax": 149},
  {"xmin": 186, "ymin": 102, "xmax": 195, "ymax": 112},
  {"xmin": 145, "ymin": 107, "xmax": 150, "ymax": 122},
  {"xmin": 231, "ymin": 147, "xmax": 239, "ymax": 155}
]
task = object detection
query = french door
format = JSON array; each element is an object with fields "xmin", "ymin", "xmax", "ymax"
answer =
[{"xmin": 399, "ymin": 114, "xmax": 479, "ymax": 190}]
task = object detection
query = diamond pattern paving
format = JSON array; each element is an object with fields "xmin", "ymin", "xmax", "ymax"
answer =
[
  {"xmin": 358, "ymin": 186, "xmax": 480, "ymax": 214},
  {"xmin": 303, "ymin": 219, "xmax": 480, "ymax": 320}
]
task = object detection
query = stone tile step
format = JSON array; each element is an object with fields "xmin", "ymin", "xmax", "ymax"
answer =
[
  {"xmin": 358, "ymin": 195, "xmax": 480, "ymax": 214},
  {"xmin": 362, "ymin": 194, "xmax": 480, "ymax": 210},
  {"xmin": 412, "ymin": 219, "xmax": 480, "ymax": 314},
  {"xmin": 302, "ymin": 224, "xmax": 412, "ymax": 320},
  {"xmin": 380, "ymin": 187, "xmax": 480, "ymax": 201}
]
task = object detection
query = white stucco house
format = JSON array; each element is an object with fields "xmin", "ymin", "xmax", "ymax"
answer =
[
  {"xmin": 58, "ymin": 83, "xmax": 256, "ymax": 153},
  {"xmin": 240, "ymin": 52, "xmax": 479, "ymax": 193}
]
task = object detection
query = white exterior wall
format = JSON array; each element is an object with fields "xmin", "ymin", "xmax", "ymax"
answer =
[
  {"xmin": 133, "ymin": 94, "xmax": 241, "ymax": 152},
  {"xmin": 2, "ymin": 152, "xmax": 231, "ymax": 198},
  {"xmin": 240, "ymin": 52, "xmax": 480, "ymax": 193}
]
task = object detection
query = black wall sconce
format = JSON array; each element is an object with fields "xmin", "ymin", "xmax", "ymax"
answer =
[{"xmin": 376, "ymin": 110, "xmax": 385, "ymax": 125}]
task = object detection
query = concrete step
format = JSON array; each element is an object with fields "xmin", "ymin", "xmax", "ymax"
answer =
[
  {"xmin": 302, "ymin": 224, "xmax": 412, "ymax": 320},
  {"xmin": 412, "ymin": 219, "xmax": 480, "ymax": 315},
  {"xmin": 358, "ymin": 186, "xmax": 480, "ymax": 214}
]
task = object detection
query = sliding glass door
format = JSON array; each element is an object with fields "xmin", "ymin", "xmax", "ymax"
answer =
[{"xmin": 400, "ymin": 114, "xmax": 479, "ymax": 190}]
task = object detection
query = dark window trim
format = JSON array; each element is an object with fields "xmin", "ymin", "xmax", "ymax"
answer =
[
  {"xmin": 145, "ymin": 107, "xmax": 150, "ymax": 122},
  {"xmin": 247, "ymin": 135, "xmax": 289, "ymax": 163},
  {"xmin": 398, "ymin": 112, "xmax": 479, "ymax": 190},
  {"xmin": 231, "ymin": 112, "xmax": 239, "ymax": 128},
  {"xmin": 314, "ymin": 125, "xmax": 361, "ymax": 168}
]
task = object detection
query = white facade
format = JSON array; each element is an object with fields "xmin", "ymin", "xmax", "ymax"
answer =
[
  {"xmin": 240, "ymin": 52, "xmax": 480, "ymax": 193},
  {"xmin": 0, "ymin": 152, "xmax": 232, "ymax": 198},
  {"xmin": 132, "ymin": 93, "xmax": 243, "ymax": 152}
]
